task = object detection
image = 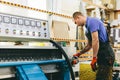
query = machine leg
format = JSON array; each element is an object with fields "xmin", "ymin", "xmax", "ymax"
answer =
[
  {"xmin": 59, "ymin": 62, "xmax": 70, "ymax": 80},
  {"xmin": 16, "ymin": 64, "xmax": 48, "ymax": 80},
  {"xmin": 61, "ymin": 69, "xmax": 70, "ymax": 80}
]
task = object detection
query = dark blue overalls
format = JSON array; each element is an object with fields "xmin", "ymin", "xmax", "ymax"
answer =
[{"xmin": 86, "ymin": 29, "xmax": 115, "ymax": 80}]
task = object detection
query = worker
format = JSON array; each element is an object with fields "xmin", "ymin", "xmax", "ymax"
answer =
[{"xmin": 72, "ymin": 11, "xmax": 115, "ymax": 80}]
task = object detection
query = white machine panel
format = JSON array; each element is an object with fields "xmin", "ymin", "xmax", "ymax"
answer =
[{"xmin": 0, "ymin": 13, "xmax": 50, "ymax": 41}]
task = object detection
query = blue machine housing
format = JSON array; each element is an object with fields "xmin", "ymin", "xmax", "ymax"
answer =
[{"xmin": 0, "ymin": 47, "xmax": 71, "ymax": 80}]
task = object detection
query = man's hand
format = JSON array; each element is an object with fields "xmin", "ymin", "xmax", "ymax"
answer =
[
  {"xmin": 72, "ymin": 53, "xmax": 81, "ymax": 65},
  {"xmin": 71, "ymin": 56, "xmax": 79, "ymax": 65},
  {"xmin": 91, "ymin": 57, "xmax": 97, "ymax": 72},
  {"xmin": 73, "ymin": 53, "xmax": 81, "ymax": 57}
]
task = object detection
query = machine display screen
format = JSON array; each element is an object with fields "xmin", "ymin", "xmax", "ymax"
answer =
[
  {"xmin": 31, "ymin": 20, "xmax": 36, "ymax": 27},
  {"xmin": 11, "ymin": 17, "xmax": 17, "ymax": 24},
  {"xmin": 36, "ymin": 21, "xmax": 41, "ymax": 27},
  {"xmin": 18, "ymin": 18, "xmax": 23, "ymax": 25},
  {"xmin": 3, "ymin": 16, "xmax": 10, "ymax": 23},
  {"xmin": 25, "ymin": 19, "xmax": 30, "ymax": 26}
]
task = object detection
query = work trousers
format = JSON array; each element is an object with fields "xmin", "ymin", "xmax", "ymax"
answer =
[{"xmin": 96, "ymin": 42, "xmax": 115, "ymax": 80}]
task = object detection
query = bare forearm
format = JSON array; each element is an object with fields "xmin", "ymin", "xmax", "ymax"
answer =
[
  {"xmin": 92, "ymin": 40, "xmax": 99, "ymax": 57},
  {"xmin": 92, "ymin": 31, "xmax": 99, "ymax": 58},
  {"xmin": 80, "ymin": 44, "xmax": 92, "ymax": 54}
]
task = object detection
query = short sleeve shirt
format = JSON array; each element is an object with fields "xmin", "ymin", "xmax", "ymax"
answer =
[{"xmin": 85, "ymin": 17, "xmax": 108, "ymax": 42}]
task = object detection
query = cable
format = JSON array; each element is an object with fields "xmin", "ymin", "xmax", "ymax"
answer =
[{"xmin": 49, "ymin": 40, "xmax": 75, "ymax": 80}]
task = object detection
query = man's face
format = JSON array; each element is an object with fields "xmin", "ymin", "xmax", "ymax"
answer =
[{"xmin": 73, "ymin": 16, "xmax": 84, "ymax": 26}]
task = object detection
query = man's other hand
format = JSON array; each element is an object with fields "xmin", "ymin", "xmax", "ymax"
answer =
[{"xmin": 91, "ymin": 57, "xmax": 97, "ymax": 72}]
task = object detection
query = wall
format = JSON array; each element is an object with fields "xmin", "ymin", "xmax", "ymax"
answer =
[
  {"xmin": 116, "ymin": 0, "xmax": 120, "ymax": 10},
  {"xmin": 27, "ymin": 0, "xmax": 47, "ymax": 20},
  {"xmin": 47, "ymin": 0, "xmax": 80, "ymax": 46},
  {"xmin": 0, "ymin": 0, "xmax": 28, "ymax": 16},
  {"xmin": 0, "ymin": 0, "xmax": 47, "ymax": 20}
]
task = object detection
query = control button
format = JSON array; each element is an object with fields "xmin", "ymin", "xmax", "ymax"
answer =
[
  {"xmin": 11, "ymin": 17, "xmax": 17, "ymax": 24},
  {"xmin": 43, "ymin": 22, "xmax": 46, "ymax": 26},
  {"xmin": 36, "ymin": 21, "xmax": 41, "ymax": 28},
  {"xmin": 5, "ymin": 29, "xmax": 9, "ymax": 34},
  {"xmin": 26, "ymin": 31, "xmax": 29, "ymax": 35},
  {"xmin": 32, "ymin": 31, "xmax": 35, "ymax": 36},
  {"xmin": 3, "ymin": 16, "xmax": 10, "ymax": 24},
  {"xmin": 25, "ymin": 19, "xmax": 30, "ymax": 26},
  {"xmin": 44, "ymin": 33, "xmax": 47, "ymax": 37},
  {"xmin": 13, "ymin": 29, "xmax": 16, "ymax": 34},
  {"xmin": 38, "ymin": 32, "xmax": 41, "ymax": 37},
  {"xmin": 44, "ymin": 28, "xmax": 46, "ymax": 30},
  {"xmin": 20, "ymin": 30, "xmax": 23, "ymax": 35},
  {"xmin": 18, "ymin": 18, "xmax": 23, "ymax": 25},
  {"xmin": 31, "ymin": 20, "xmax": 36, "ymax": 27}
]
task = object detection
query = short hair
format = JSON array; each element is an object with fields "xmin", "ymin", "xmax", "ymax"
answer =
[{"xmin": 73, "ymin": 12, "xmax": 83, "ymax": 18}]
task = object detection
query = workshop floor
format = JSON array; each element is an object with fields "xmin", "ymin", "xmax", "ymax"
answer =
[{"xmin": 80, "ymin": 63, "xmax": 96, "ymax": 80}]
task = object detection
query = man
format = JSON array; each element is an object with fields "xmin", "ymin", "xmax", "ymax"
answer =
[{"xmin": 73, "ymin": 12, "xmax": 115, "ymax": 80}]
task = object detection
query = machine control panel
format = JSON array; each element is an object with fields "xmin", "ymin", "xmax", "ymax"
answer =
[{"xmin": 0, "ymin": 13, "xmax": 50, "ymax": 41}]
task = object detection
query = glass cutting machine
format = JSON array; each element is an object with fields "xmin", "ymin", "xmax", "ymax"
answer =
[{"xmin": 0, "ymin": 13, "xmax": 75, "ymax": 80}]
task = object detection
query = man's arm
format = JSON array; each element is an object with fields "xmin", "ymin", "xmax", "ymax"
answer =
[
  {"xmin": 80, "ymin": 40, "xmax": 92, "ymax": 55},
  {"xmin": 90, "ymin": 31, "xmax": 99, "ymax": 71},
  {"xmin": 73, "ymin": 39, "xmax": 92, "ymax": 57},
  {"xmin": 91, "ymin": 31, "xmax": 99, "ymax": 58}
]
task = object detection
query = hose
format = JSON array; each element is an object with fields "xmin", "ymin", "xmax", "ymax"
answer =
[{"xmin": 49, "ymin": 40, "xmax": 75, "ymax": 80}]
